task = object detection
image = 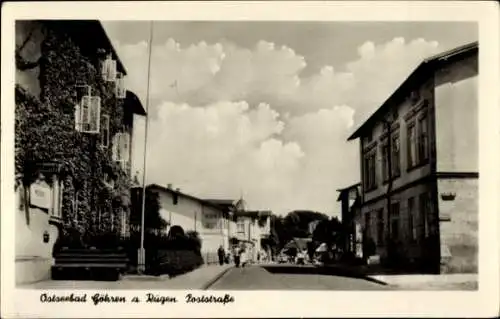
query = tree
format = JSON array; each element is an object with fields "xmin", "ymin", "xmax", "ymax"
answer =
[
  {"xmin": 268, "ymin": 210, "xmax": 330, "ymax": 256},
  {"xmin": 129, "ymin": 188, "xmax": 168, "ymax": 233},
  {"xmin": 312, "ymin": 216, "xmax": 343, "ymax": 250}
]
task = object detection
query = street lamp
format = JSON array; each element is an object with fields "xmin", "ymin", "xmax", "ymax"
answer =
[{"xmin": 137, "ymin": 21, "xmax": 154, "ymax": 274}]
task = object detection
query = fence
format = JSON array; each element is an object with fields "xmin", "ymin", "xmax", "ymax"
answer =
[{"xmin": 203, "ymin": 251, "xmax": 219, "ymax": 265}]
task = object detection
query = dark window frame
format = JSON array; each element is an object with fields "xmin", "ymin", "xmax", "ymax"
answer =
[{"xmin": 407, "ymin": 122, "xmax": 417, "ymax": 170}]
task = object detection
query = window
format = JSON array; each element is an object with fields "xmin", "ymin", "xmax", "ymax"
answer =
[
  {"xmin": 363, "ymin": 151, "xmax": 377, "ymax": 190},
  {"xmin": 101, "ymin": 115, "xmax": 110, "ymax": 148},
  {"xmin": 408, "ymin": 197, "xmax": 416, "ymax": 241},
  {"xmin": 419, "ymin": 193, "xmax": 430, "ymax": 238},
  {"xmin": 377, "ymin": 209, "xmax": 384, "ymax": 245},
  {"xmin": 75, "ymin": 96, "xmax": 101, "ymax": 134},
  {"xmin": 115, "ymin": 72, "xmax": 126, "ymax": 98},
  {"xmin": 112, "ymin": 132, "xmax": 130, "ymax": 170},
  {"xmin": 203, "ymin": 213, "xmax": 219, "ymax": 229},
  {"xmin": 102, "ymin": 55, "xmax": 117, "ymax": 82},
  {"xmin": 365, "ymin": 213, "xmax": 372, "ymax": 237},
  {"xmin": 390, "ymin": 202, "xmax": 400, "ymax": 240},
  {"xmin": 407, "ymin": 123, "xmax": 417, "ymax": 169},
  {"xmin": 237, "ymin": 220, "xmax": 245, "ymax": 233},
  {"xmin": 381, "ymin": 142, "xmax": 389, "ymax": 182},
  {"xmin": 391, "ymin": 134, "xmax": 401, "ymax": 177},
  {"xmin": 418, "ymin": 114, "xmax": 429, "ymax": 163}
]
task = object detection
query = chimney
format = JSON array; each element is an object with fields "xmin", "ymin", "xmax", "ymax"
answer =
[
  {"xmin": 176, "ymin": 188, "xmax": 180, "ymax": 192},
  {"xmin": 167, "ymin": 184, "xmax": 173, "ymax": 189}
]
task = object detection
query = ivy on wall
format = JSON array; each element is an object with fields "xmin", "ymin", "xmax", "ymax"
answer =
[{"xmin": 15, "ymin": 24, "xmax": 132, "ymax": 246}]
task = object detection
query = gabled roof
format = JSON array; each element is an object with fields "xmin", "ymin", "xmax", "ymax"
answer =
[
  {"xmin": 347, "ymin": 41, "xmax": 478, "ymax": 141},
  {"xmin": 124, "ymin": 90, "xmax": 147, "ymax": 116},
  {"xmin": 141, "ymin": 184, "xmax": 224, "ymax": 211},
  {"xmin": 204, "ymin": 199, "xmax": 235, "ymax": 206},
  {"xmin": 44, "ymin": 20, "xmax": 127, "ymax": 75}
]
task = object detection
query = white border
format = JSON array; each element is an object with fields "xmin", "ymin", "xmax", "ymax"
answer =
[{"xmin": 2, "ymin": 1, "xmax": 499, "ymax": 318}]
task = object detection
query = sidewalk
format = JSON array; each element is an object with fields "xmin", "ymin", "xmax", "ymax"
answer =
[
  {"xmin": 122, "ymin": 264, "xmax": 233, "ymax": 290},
  {"xmin": 369, "ymin": 273, "xmax": 478, "ymax": 290},
  {"xmin": 319, "ymin": 263, "xmax": 478, "ymax": 290},
  {"xmin": 20, "ymin": 264, "xmax": 233, "ymax": 290}
]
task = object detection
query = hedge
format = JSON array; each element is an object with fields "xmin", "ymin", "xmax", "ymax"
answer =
[{"xmin": 122, "ymin": 231, "xmax": 204, "ymax": 276}]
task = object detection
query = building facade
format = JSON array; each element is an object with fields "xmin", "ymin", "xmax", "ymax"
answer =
[
  {"xmin": 15, "ymin": 20, "xmax": 142, "ymax": 284},
  {"xmin": 347, "ymin": 42, "xmax": 478, "ymax": 273},
  {"xmin": 204, "ymin": 199, "xmax": 272, "ymax": 262},
  {"xmin": 144, "ymin": 184, "xmax": 232, "ymax": 263},
  {"xmin": 337, "ymin": 183, "xmax": 362, "ymax": 256}
]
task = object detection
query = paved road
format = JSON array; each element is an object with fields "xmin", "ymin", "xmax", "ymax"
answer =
[{"xmin": 208, "ymin": 264, "xmax": 391, "ymax": 290}]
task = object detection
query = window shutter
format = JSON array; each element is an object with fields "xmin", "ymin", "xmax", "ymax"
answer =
[
  {"xmin": 108, "ymin": 59, "xmax": 117, "ymax": 82},
  {"xmin": 101, "ymin": 58, "xmax": 109, "ymax": 81},
  {"xmin": 80, "ymin": 96, "xmax": 91, "ymax": 132},
  {"xmin": 85, "ymin": 96, "xmax": 101, "ymax": 134},
  {"xmin": 102, "ymin": 55, "xmax": 117, "ymax": 82},
  {"xmin": 74, "ymin": 104, "xmax": 81, "ymax": 131},
  {"xmin": 122, "ymin": 132, "xmax": 130, "ymax": 163},
  {"xmin": 112, "ymin": 134, "xmax": 120, "ymax": 162},
  {"xmin": 115, "ymin": 72, "xmax": 126, "ymax": 98}
]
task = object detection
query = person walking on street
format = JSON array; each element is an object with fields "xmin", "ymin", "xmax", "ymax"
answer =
[
  {"xmin": 217, "ymin": 245, "xmax": 225, "ymax": 266},
  {"xmin": 240, "ymin": 247, "xmax": 248, "ymax": 268},
  {"xmin": 234, "ymin": 246, "xmax": 241, "ymax": 267}
]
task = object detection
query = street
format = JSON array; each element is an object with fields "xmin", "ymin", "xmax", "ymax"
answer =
[{"xmin": 207, "ymin": 264, "xmax": 391, "ymax": 290}]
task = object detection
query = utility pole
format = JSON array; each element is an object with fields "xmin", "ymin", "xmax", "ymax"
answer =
[{"xmin": 138, "ymin": 21, "xmax": 154, "ymax": 274}]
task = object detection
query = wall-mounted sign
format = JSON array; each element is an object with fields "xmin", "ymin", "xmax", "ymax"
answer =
[{"xmin": 30, "ymin": 180, "xmax": 52, "ymax": 210}]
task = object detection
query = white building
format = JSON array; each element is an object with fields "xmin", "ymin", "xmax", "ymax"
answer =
[
  {"xmin": 145, "ymin": 184, "xmax": 231, "ymax": 263},
  {"xmin": 204, "ymin": 198, "xmax": 272, "ymax": 262}
]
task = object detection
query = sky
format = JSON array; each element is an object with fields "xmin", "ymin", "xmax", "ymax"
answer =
[{"xmin": 102, "ymin": 21, "xmax": 477, "ymax": 216}]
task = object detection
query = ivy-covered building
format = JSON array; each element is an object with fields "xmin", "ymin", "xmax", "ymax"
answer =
[{"xmin": 14, "ymin": 20, "xmax": 146, "ymax": 284}]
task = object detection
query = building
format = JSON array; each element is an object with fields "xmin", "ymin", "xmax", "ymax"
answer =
[
  {"xmin": 14, "ymin": 20, "xmax": 143, "ymax": 284},
  {"xmin": 204, "ymin": 199, "xmax": 272, "ymax": 261},
  {"xmin": 336, "ymin": 183, "xmax": 362, "ymax": 256},
  {"xmin": 141, "ymin": 184, "xmax": 232, "ymax": 263},
  {"xmin": 347, "ymin": 41, "xmax": 478, "ymax": 273}
]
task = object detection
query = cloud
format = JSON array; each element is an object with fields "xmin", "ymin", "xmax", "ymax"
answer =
[
  {"xmin": 118, "ymin": 36, "xmax": 442, "ymax": 215},
  {"xmin": 133, "ymin": 101, "xmax": 305, "ymax": 214}
]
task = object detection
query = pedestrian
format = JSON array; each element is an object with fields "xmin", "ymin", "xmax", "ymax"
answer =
[
  {"xmin": 234, "ymin": 246, "xmax": 241, "ymax": 267},
  {"xmin": 217, "ymin": 245, "xmax": 225, "ymax": 266},
  {"xmin": 240, "ymin": 247, "xmax": 247, "ymax": 268}
]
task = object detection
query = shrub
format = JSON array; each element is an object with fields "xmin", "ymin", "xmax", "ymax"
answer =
[
  {"xmin": 122, "ymin": 230, "xmax": 204, "ymax": 275},
  {"xmin": 150, "ymin": 250, "xmax": 204, "ymax": 276}
]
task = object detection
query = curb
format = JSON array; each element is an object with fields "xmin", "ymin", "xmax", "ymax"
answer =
[
  {"xmin": 201, "ymin": 266, "xmax": 234, "ymax": 290},
  {"xmin": 315, "ymin": 265, "xmax": 390, "ymax": 286}
]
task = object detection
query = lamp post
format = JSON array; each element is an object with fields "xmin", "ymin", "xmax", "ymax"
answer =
[{"xmin": 137, "ymin": 21, "xmax": 154, "ymax": 274}]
